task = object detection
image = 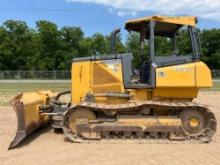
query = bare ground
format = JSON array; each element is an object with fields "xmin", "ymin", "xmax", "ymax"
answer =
[{"xmin": 0, "ymin": 92, "xmax": 220, "ymax": 165}]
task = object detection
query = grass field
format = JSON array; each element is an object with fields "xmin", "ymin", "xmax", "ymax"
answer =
[
  {"xmin": 0, "ymin": 82, "xmax": 70, "ymax": 106},
  {"xmin": 0, "ymin": 82, "xmax": 70, "ymax": 92},
  {"xmin": 0, "ymin": 81, "xmax": 219, "ymax": 106},
  {"xmin": 213, "ymin": 82, "xmax": 220, "ymax": 91}
]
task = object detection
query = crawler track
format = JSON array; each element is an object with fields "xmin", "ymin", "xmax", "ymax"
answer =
[{"xmin": 63, "ymin": 100, "xmax": 217, "ymax": 144}]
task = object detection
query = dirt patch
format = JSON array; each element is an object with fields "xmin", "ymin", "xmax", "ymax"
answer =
[{"xmin": 0, "ymin": 92, "xmax": 220, "ymax": 165}]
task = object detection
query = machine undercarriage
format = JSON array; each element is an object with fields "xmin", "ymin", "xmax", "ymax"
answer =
[{"xmin": 51, "ymin": 97, "xmax": 216, "ymax": 144}]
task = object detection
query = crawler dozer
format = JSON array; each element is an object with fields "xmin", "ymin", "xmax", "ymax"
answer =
[{"xmin": 9, "ymin": 16, "xmax": 217, "ymax": 149}]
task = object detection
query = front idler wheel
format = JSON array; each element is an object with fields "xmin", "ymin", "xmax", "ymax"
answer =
[{"xmin": 68, "ymin": 108, "xmax": 96, "ymax": 133}]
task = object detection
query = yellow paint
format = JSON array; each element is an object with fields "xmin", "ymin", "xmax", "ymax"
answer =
[
  {"xmin": 156, "ymin": 61, "xmax": 212, "ymax": 88},
  {"xmin": 129, "ymin": 89, "xmax": 148, "ymax": 101},
  {"xmin": 71, "ymin": 59, "xmax": 125, "ymax": 104},
  {"xmin": 118, "ymin": 116, "xmax": 182, "ymax": 126},
  {"xmin": 93, "ymin": 96, "xmax": 128, "ymax": 104},
  {"xmin": 13, "ymin": 91, "xmax": 56, "ymax": 130},
  {"xmin": 156, "ymin": 63, "xmax": 196, "ymax": 87},
  {"xmin": 189, "ymin": 117, "xmax": 199, "ymax": 128},
  {"xmin": 72, "ymin": 61, "xmax": 92, "ymax": 103},
  {"xmin": 153, "ymin": 88, "xmax": 198, "ymax": 99},
  {"xmin": 92, "ymin": 59, "xmax": 125, "ymax": 93},
  {"xmin": 153, "ymin": 61, "xmax": 212, "ymax": 99},
  {"xmin": 195, "ymin": 62, "xmax": 213, "ymax": 87},
  {"xmin": 126, "ymin": 15, "xmax": 196, "ymax": 27},
  {"xmin": 71, "ymin": 60, "xmax": 212, "ymax": 103}
]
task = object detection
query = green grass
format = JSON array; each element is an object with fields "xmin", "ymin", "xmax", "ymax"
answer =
[
  {"xmin": 211, "ymin": 82, "xmax": 220, "ymax": 91},
  {"xmin": 0, "ymin": 82, "xmax": 70, "ymax": 93},
  {"xmin": 0, "ymin": 82, "xmax": 70, "ymax": 106}
]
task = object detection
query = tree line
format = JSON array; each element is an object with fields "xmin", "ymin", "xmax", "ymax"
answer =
[{"xmin": 0, "ymin": 20, "xmax": 219, "ymax": 70}]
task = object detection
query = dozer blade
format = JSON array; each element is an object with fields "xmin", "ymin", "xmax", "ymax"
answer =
[{"xmin": 9, "ymin": 91, "xmax": 57, "ymax": 149}]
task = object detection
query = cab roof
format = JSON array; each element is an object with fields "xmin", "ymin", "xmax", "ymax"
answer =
[{"xmin": 125, "ymin": 15, "xmax": 197, "ymax": 38}]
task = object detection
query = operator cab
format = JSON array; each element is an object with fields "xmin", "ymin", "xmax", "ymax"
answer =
[{"xmin": 123, "ymin": 15, "xmax": 202, "ymax": 88}]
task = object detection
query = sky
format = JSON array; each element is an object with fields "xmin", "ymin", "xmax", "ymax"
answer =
[{"xmin": 0, "ymin": 0, "xmax": 220, "ymax": 40}]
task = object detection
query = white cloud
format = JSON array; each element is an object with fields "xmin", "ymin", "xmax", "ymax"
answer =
[
  {"xmin": 107, "ymin": 8, "xmax": 136, "ymax": 17},
  {"xmin": 117, "ymin": 11, "xmax": 137, "ymax": 17},
  {"xmin": 66, "ymin": 0, "xmax": 220, "ymax": 21}
]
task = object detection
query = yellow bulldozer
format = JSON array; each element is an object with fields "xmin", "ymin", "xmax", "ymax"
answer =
[{"xmin": 9, "ymin": 15, "xmax": 217, "ymax": 149}]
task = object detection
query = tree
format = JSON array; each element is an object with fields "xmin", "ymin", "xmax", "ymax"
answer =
[
  {"xmin": 79, "ymin": 33, "xmax": 126, "ymax": 56},
  {"xmin": 126, "ymin": 32, "xmax": 152, "ymax": 68},
  {"xmin": 35, "ymin": 20, "xmax": 61, "ymax": 70},
  {"xmin": 0, "ymin": 20, "xmax": 37, "ymax": 70},
  {"xmin": 91, "ymin": 33, "xmax": 108, "ymax": 55},
  {"xmin": 176, "ymin": 29, "xmax": 192, "ymax": 55},
  {"xmin": 0, "ymin": 19, "xmax": 219, "ymax": 71},
  {"xmin": 155, "ymin": 37, "xmax": 172, "ymax": 56},
  {"xmin": 126, "ymin": 32, "xmax": 141, "ymax": 68},
  {"xmin": 201, "ymin": 29, "xmax": 220, "ymax": 69},
  {"xmin": 59, "ymin": 26, "xmax": 84, "ymax": 69}
]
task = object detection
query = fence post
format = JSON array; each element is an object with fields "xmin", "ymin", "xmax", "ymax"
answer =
[
  {"xmin": 53, "ymin": 70, "xmax": 56, "ymax": 80},
  {"xmin": 17, "ymin": 70, "xmax": 20, "ymax": 79}
]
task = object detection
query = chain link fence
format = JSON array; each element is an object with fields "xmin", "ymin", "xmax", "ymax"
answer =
[
  {"xmin": 0, "ymin": 71, "xmax": 71, "ymax": 80},
  {"xmin": 0, "ymin": 70, "xmax": 219, "ymax": 80},
  {"xmin": 212, "ymin": 70, "xmax": 220, "ymax": 79}
]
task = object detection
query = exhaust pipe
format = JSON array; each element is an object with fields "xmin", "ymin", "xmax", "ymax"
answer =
[{"xmin": 110, "ymin": 28, "xmax": 121, "ymax": 54}]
